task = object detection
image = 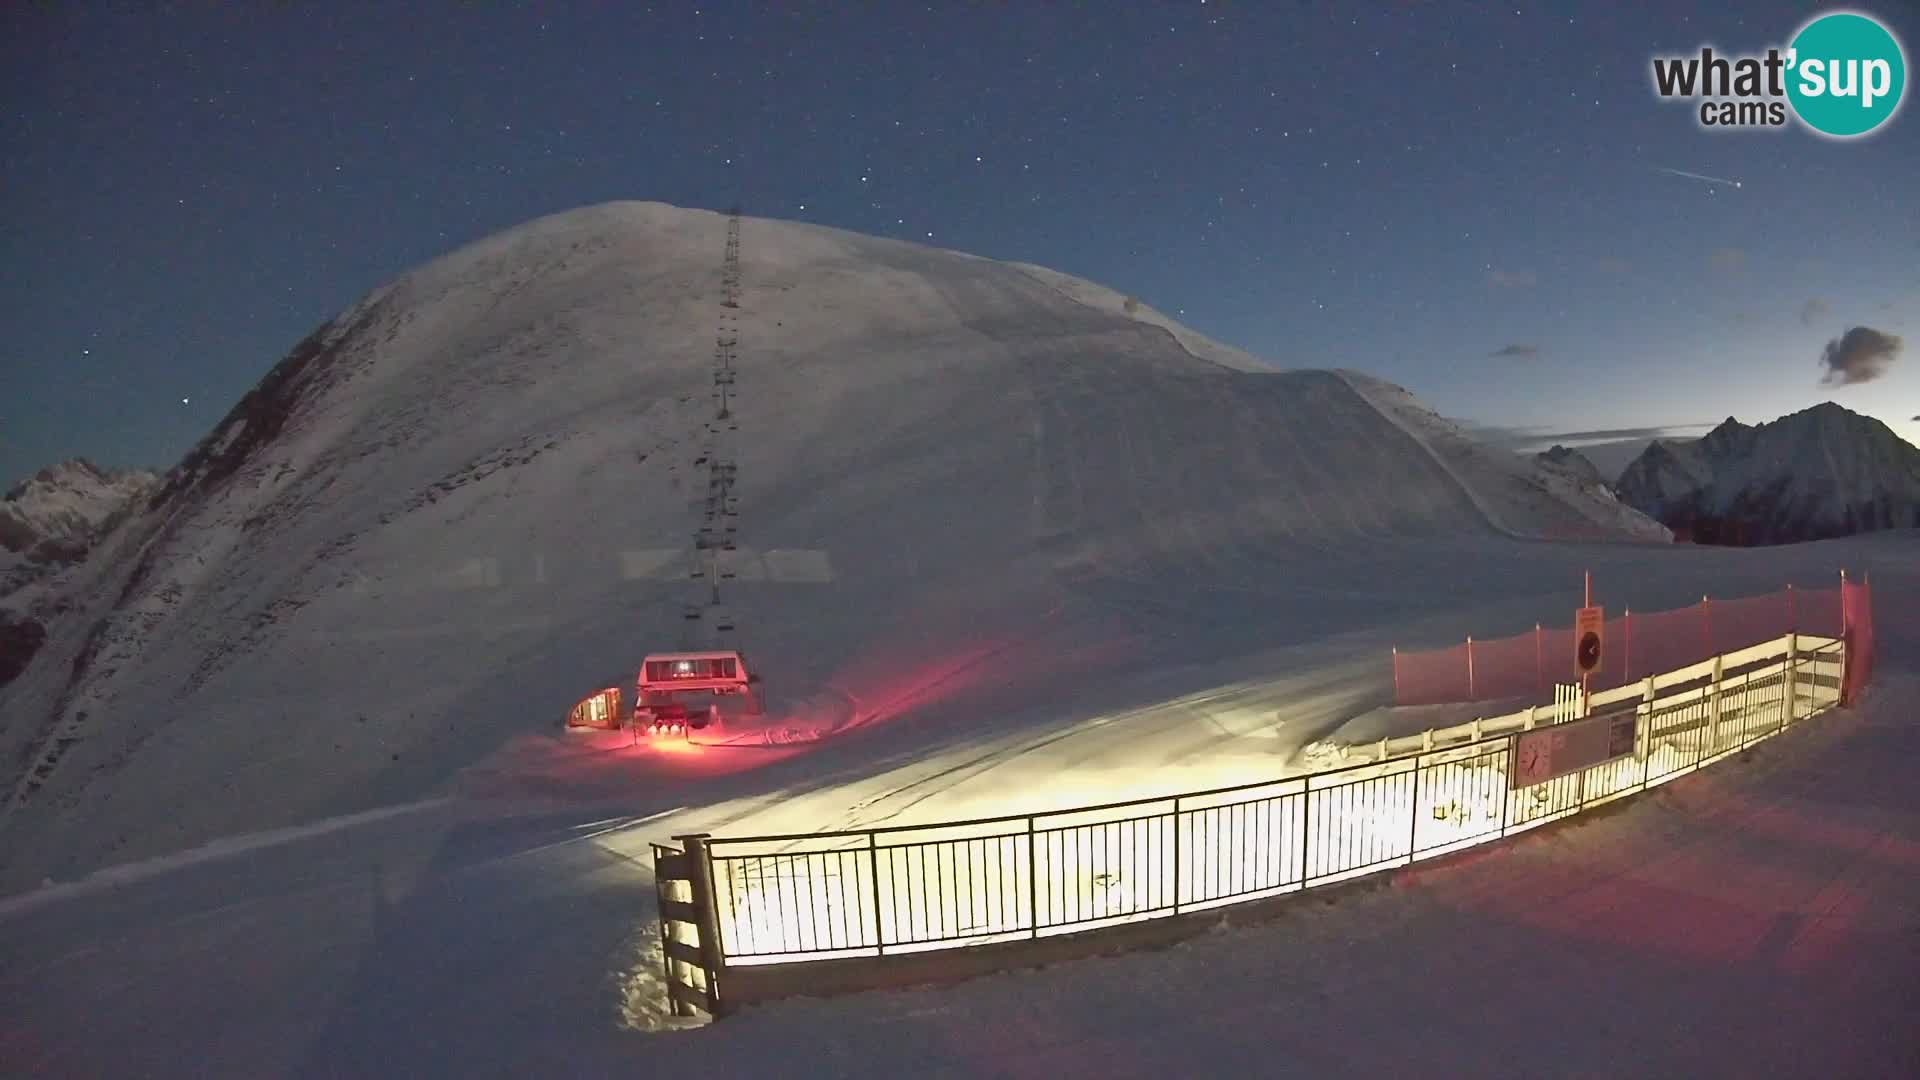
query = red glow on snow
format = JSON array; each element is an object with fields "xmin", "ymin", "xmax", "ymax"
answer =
[
  {"xmin": 822, "ymin": 596, "xmax": 1143, "ymax": 735},
  {"xmin": 1662, "ymin": 784, "xmax": 1920, "ymax": 870},
  {"xmin": 1402, "ymin": 775, "xmax": 1898, "ymax": 975},
  {"xmin": 829, "ymin": 631, "xmax": 1146, "ymax": 730},
  {"xmin": 638, "ymin": 735, "xmax": 704, "ymax": 756},
  {"xmin": 832, "ymin": 638, "xmax": 1028, "ymax": 727}
]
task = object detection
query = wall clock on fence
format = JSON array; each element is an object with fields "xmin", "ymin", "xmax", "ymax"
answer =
[{"xmin": 1516, "ymin": 737, "xmax": 1552, "ymax": 785}]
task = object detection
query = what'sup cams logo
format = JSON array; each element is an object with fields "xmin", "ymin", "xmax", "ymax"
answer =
[{"xmin": 1651, "ymin": 10, "xmax": 1907, "ymax": 137}]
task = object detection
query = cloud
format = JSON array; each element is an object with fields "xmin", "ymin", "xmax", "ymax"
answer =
[
  {"xmin": 1487, "ymin": 269, "xmax": 1538, "ymax": 288},
  {"xmin": 1800, "ymin": 298, "xmax": 1830, "ymax": 325},
  {"xmin": 1709, "ymin": 247, "xmax": 1746, "ymax": 274},
  {"xmin": 1489, "ymin": 344, "xmax": 1540, "ymax": 359},
  {"xmin": 1817, "ymin": 326, "xmax": 1902, "ymax": 385},
  {"xmin": 1594, "ymin": 257, "xmax": 1632, "ymax": 276},
  {"xmin": 1530, "ymin": 425, "xmax": 1715, "ymax": 444}
]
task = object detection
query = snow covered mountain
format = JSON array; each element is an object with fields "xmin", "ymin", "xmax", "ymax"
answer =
[
  {"xmin": 0, "ymin": 201, "xmax": 1667, "ymax": 886},
  {"xmin": 0, "ymin": 460, "xmax": 157, "ymax": 687},
  {"xmin": 1534, "ymin": 445, "xmax": 1606, "ymax": 489},
  {"xmin": 0, "ymin": 459, "xmax": 156, "ymax": 575},
  {"xmin": 1340, "ymin": 383, "xmax": 1670, "ymax": 543},
  {"xmin": 1616, "ymin": 403, "xmax": 1920, "ymax": 545}
]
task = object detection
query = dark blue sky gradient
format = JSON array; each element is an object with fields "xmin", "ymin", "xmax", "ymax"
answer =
[{"xmin": 4, "ymin": 2, "xmax": 1916, "ymax": 483}]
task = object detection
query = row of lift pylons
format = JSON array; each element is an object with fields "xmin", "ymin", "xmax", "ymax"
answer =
[{"xmin": 570, "ymin": 206, "xmax": 763, "ymax": 737}]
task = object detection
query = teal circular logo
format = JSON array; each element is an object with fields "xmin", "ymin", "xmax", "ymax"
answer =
[{"xmin": 1787, "ymin": 12, "xmax": 1907, "ymax": 137}]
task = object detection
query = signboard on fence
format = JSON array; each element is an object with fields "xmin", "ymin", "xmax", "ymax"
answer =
[
  {"xmin": 1575, "ymin": 605, "xmax": 1605, "ymax": 676},
  {"xmin": 1510, "ymin": 704, "xmax": 1638, "ymax": 789}
]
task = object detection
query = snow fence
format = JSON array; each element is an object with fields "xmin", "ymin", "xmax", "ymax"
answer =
[
  {"xmin": 655, "ymin": 631, "xmax": 1854, "ymax": 1016},
  {"xmin": 1391, "ymin": 580, "xmax": 1871, "ymax": 706}
]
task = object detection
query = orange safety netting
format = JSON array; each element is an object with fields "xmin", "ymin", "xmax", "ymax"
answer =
[
  {"xmin": 1842, "ymin": 578, "xmax": 1875, "ymax": 706},
  {"xmin": 1393, "ymin": 583, "xmax": 1862, "ymax": 706}
]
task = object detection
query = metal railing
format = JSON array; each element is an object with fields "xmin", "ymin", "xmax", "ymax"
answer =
[{"xmin": 686, "ymin": 634, "xmax": 1845, "ymax": 968}]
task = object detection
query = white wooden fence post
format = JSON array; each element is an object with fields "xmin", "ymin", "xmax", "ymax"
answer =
[
  {"xmin": 1709, "ymin": 654, "xmax": 1725, "ymax": 750},
  {"xmin": 1637, "ymin": 674, "xmax": 1656, "ymax": 762},
  {"xmin": 1782, "ymin": 634, "xmax": 1798, "ymax": 724}
]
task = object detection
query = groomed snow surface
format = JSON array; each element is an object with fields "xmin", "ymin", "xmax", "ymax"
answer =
[{"xmin": 1, "ymin": 577, "xmax": 1912, "ymax": 1077}]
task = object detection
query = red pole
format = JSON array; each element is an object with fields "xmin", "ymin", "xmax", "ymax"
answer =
[
  {"xmin": 1582, "ymin": 572, "xmax": 1594, "ymax": 716},
  {"xmin": 1786, "ymin": 584, "xmax": 1795, "ymax": 633},
  {"xmin": 1623, "ymin": 608, "xmax": 1632, "ymax": 682},
  {"xmin": 1535, "ymin": 623, "xmax": 1543, "ymax": 692},
  {"xmin": 1391, "ymin": 647, "xmax": 1401, "ymax": 704},
  {"xmin": 1466, "ymin": 636, "xmax": 1476, "ymax": 700},
  {"xmin": 1702, "ymin": 595, "xmax": 1713, "ymax": 658}
]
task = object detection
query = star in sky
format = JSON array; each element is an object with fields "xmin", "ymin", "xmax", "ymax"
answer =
[{"xmin": 2, "ymin": 1, "xmax": 1916, "ymax": 482}]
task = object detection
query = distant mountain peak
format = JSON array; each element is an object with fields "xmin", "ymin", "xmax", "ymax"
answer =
[
  {"xmin": 1, "ymin": 457, "xmax": 158, "ymax": 560},
  {"xmin": 1535, "ymin": 444, "xmax": 1606, "ymax": 489},
  {"xmin": 1617, "ymin": 403, "xmax": 1920, "ymax": 545},
  {"xmin": 1, "ymin": 457, "xmax": 159, "ymax": 688}
]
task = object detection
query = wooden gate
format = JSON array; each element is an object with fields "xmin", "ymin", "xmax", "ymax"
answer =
[{"xmin": 653, "ymin": 836, "xmax": 724, "ymax": 1017}]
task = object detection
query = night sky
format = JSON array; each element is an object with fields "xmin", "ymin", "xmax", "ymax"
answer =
[{"xmin": 4, "ymin": 2, "xmax": 1917, "ymax": 485}]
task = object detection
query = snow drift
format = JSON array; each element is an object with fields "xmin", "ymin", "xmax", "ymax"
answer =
[{"xmin": 0, "ymin": 201, "xmax": 1665, "ymax": 887}]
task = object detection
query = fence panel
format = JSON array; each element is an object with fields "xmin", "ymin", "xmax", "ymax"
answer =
[
  {"xmin": 1643, "ymin": 682, "xmax": 1714, "ymax": 785},
  {"xmin": 1303, "ymin": 765, "xmax": 1416, "ymax": 882},
  {"xmin": 1466, "ymin": 631, "xmax": 1540, "ymax": 702},
  {"xmin": 1391, "ymin": 585, "xmax": 1858, "ymax": 706},
  {"xmin": 1798, "ymin": 586, "xmax": 1845, "ymax": 639},
  {"xmin": 1800, "ymin": 638, "xmax": 1845, "ymax": 713},
  {"xmin": 711, "ymin": 837, "xmax": 879, "ymax": 959},
  {"xmin": 1539, "ymin": 625, "xmax": 1577, "ymax": 688},
  {"xmin": 1034, "ymin": 812, "xmax": 1169, "ymax": 933},
  {"xmin": 878, "ymin": 832, "xmax": 1018, "ymax": 948},
  {"xmin": 1181, "ymin": 788, "xmax": 1306, "ymax": 910},
  {"xmin": 1395, "ymin": 642, "xmax": 1471, "ymax": 706},
  {"xmin": 1709, "ymin": 594, "xmax": 1789, "ymax": 657},
  {"xmin": 1578, "ymin": 743, "xmax": 1646, "ymax": 807},
  {"xmin": 1841, "ymin": 580, "xmax": 1874, "ymax": 705},
  {"xmin": 1505, "ymin": 765, "xmax": 1582, "ymax": 831},
  {"xmin": 1411, "ymin": 742, "xmax": 1511, "ymax": 856},
  {"xmin": 693, "ymin": 631, "xmax": 1862, "ymax": 984},
  {"xmin": 1625, "ymin": 604, "xmax": 1710, "ymax": 689}
]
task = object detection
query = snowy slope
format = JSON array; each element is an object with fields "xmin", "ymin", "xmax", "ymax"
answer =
[
  {"xmin": 0, "ymin": 201, "xmax": 1666, "ymax": 888},
  {"xmin": 1336, "ymin": 374, "xmax": 1673, "ymax": 543},
  {"xmin": 1618, "ymin": 403, "xmax": 1920, "ymax": 544},
  {"xmin": 1007, "ymin": 261, "xmax": 1270, "ymax": 373}
]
